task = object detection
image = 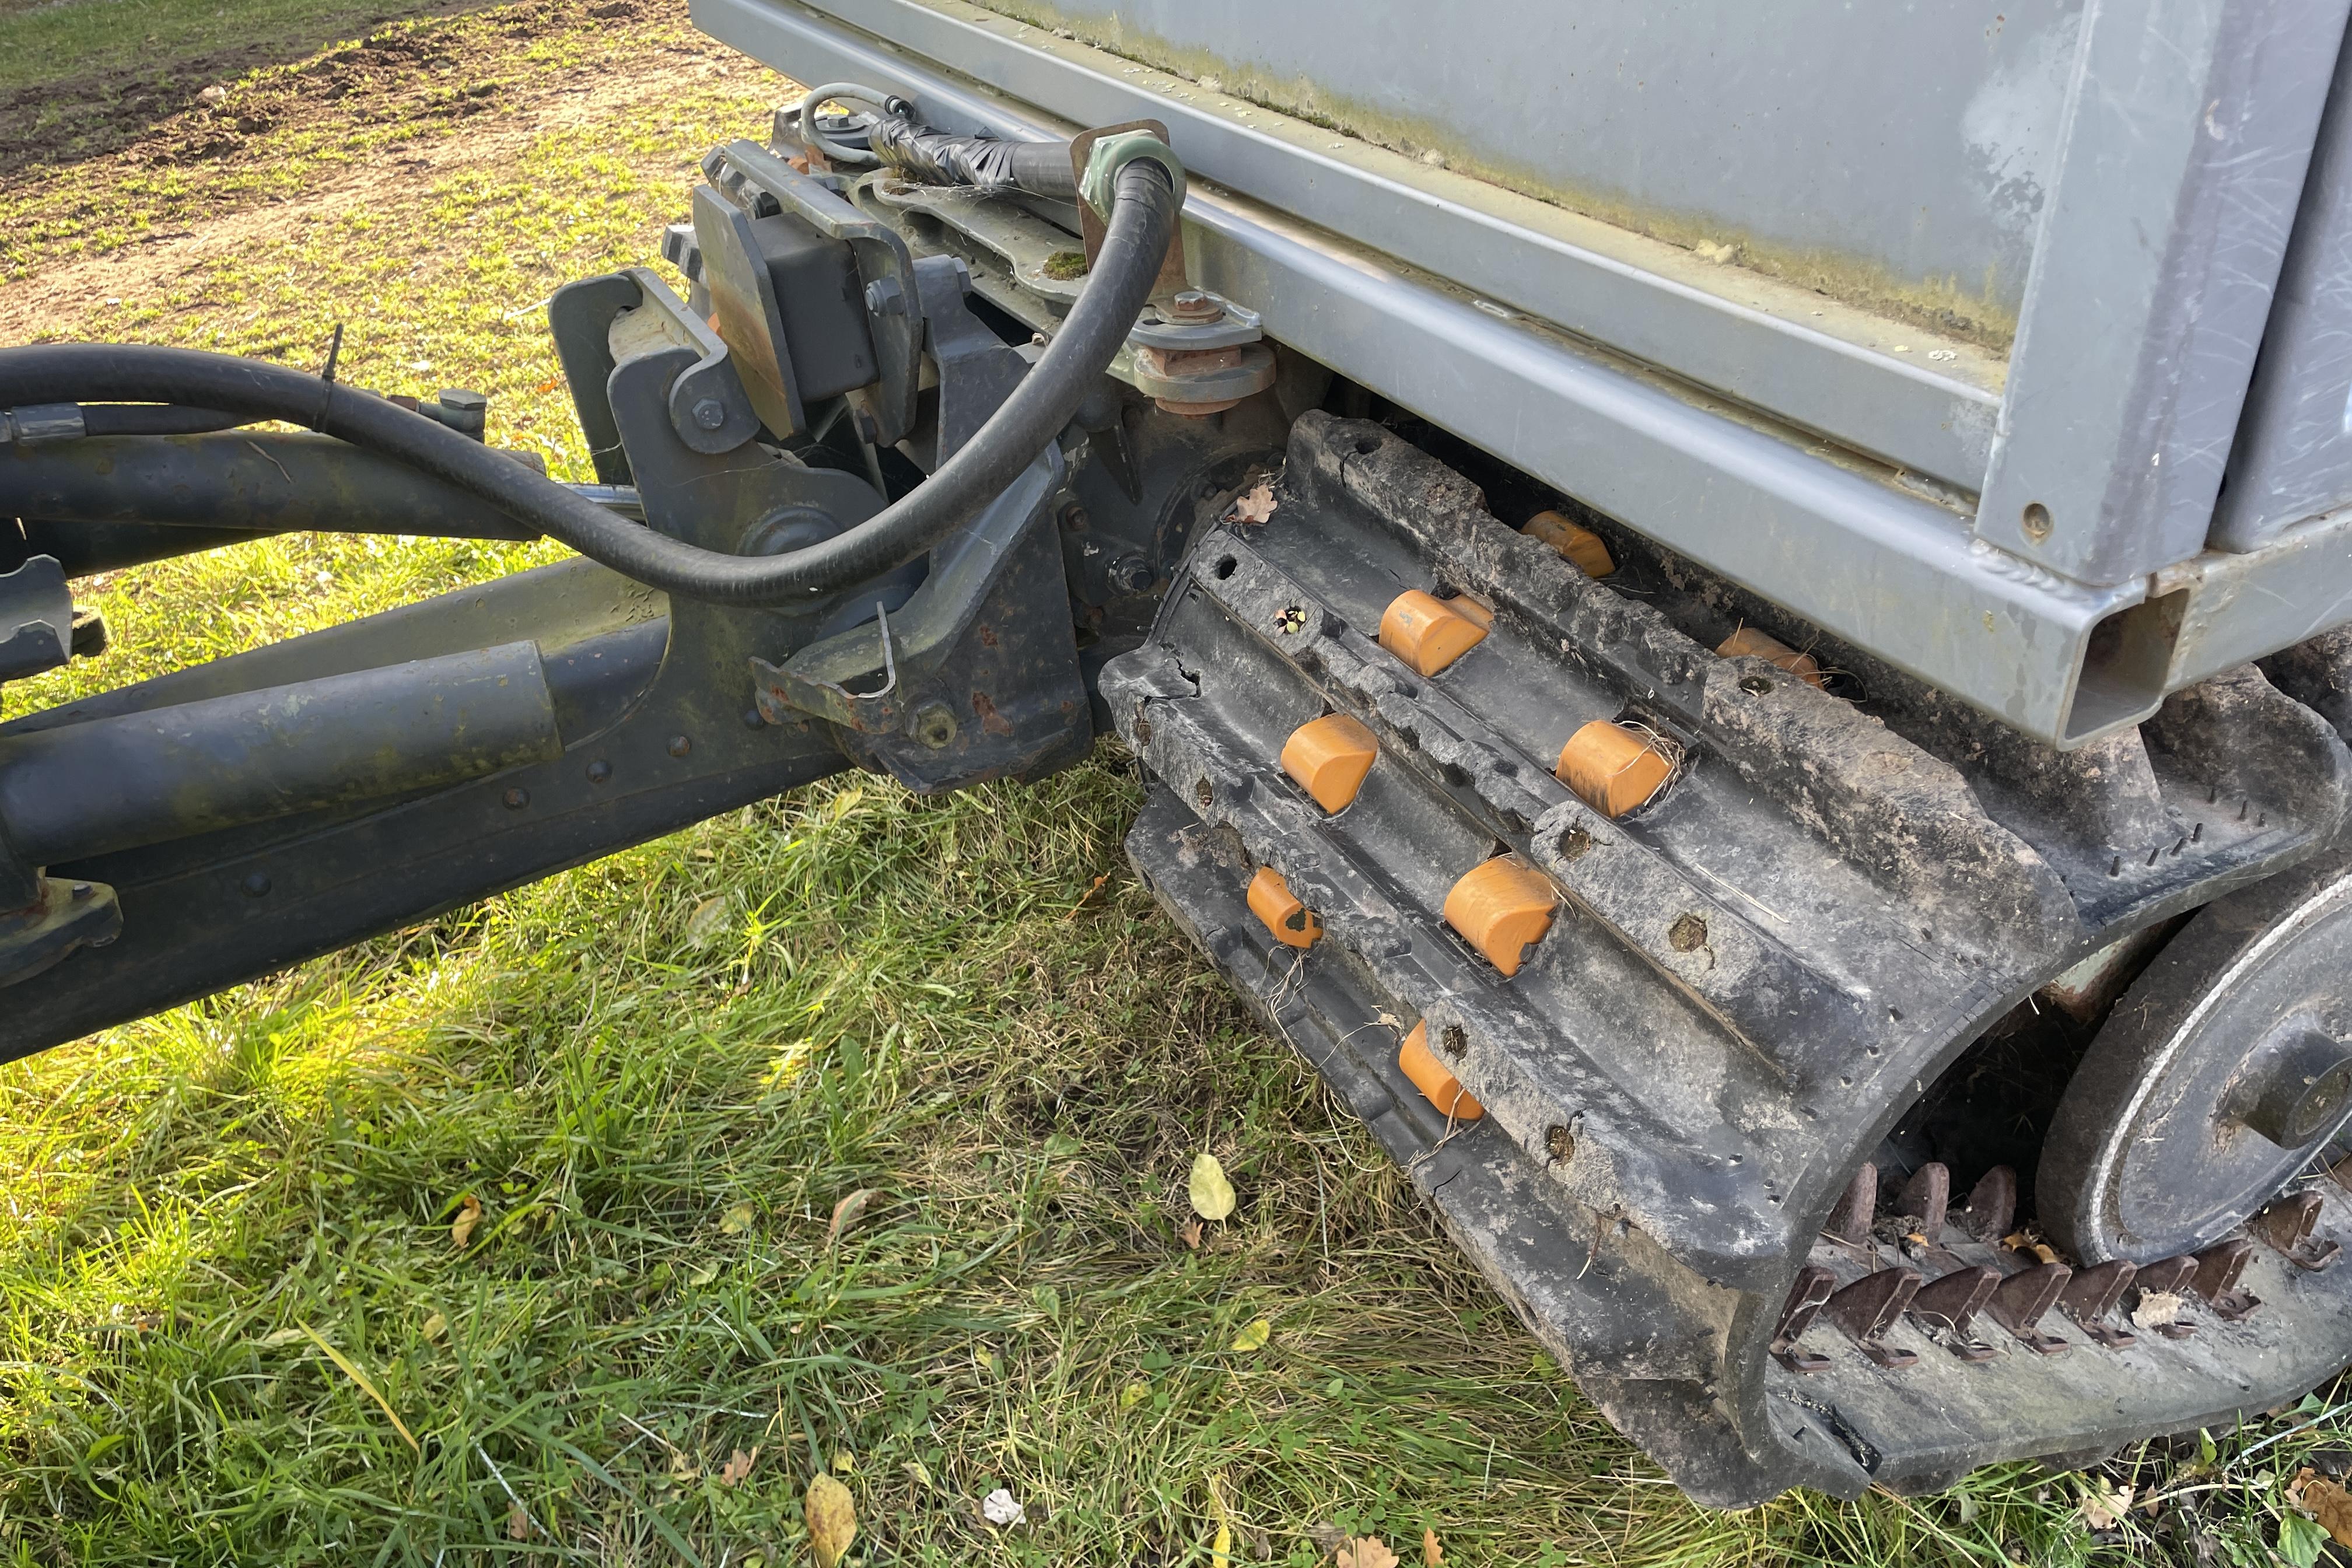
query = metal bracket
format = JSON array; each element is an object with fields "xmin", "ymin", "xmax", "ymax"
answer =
[
  {"xmin": 706, "ymin": 139, "xmax": 925, "ymax": 447},
  {"xmin": 550, "ymin": 268, "xmax": 763, "ymax": 482},
  {"xmin": 0, "ymin": 555, "xmax": 72, "ymax": 682}
]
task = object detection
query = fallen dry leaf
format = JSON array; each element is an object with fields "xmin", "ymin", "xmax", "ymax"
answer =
[
  {"xmin": 806, "ymin": 1472, "xmax": 857, "ymax": 1568},
  {"xmin": 684, "ymin": 894, "xmax": 729, "ymax": 947},
  {"xmin": 828, "ymin": 1188, "xmax": 883, "ymax": 1244},
  {"xmin": 2003, "ymin": 1230, "xmax": 2060, "ymax": 1265},
  {"xmin": 1423, "ymin": 1527, "xmax": 1443, "ymax": 1566},
  {"xmin": 719, "ymin": 1447, "xmax": 758, "ymax": 1487},
  {"xmin": 506, "ymin": 1499, "xmax": 531, "ymax": 1540},
  {"xmin": 421, "ymin": 1311, "xmax": 447, "ymax": 1342},
  {"xmin": 2130, "ymin": 1290, "xmax": 2183, "ymax": 1331},
  {"xmin": 1180, "ymin": 1217, "xmax": 1205, "ymax": 1250},
  {"xmin": 2294, "ymin": 1469, "xmax": 2352, "ymax": 1548},
  {"xmin": 719, "ymin": 1200, "xmax": 756, "ymax": 1235},
  {"xmin": 452, "ymin": 1195, "xmax": 483, "ymax": 1249},
  {"xmin": 2079, "ymin": 1478, "xmax": 2133, "ymax": 1531},
  {"xmin": 1189, "ymin": 1152, "xmax": 1237, "ymax": 1222},
  {"xmin": 1230, "ymin": 481, "xmax": 1278, "ymax": 524},
  {"xmin": 1230, "ymin": 1317, "xmax": 1271, "ymax": 1353},
  {"xmin": 1336, "ymin": 1537, "xmax": 1399, "ymax": 1568}
]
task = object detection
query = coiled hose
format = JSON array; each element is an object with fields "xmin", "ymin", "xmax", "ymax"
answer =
[{"xmin": 0, "ymin": 160, "xmax": 1178, "ymax": 607}]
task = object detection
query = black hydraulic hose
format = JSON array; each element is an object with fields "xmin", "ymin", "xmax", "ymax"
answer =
[
  {"xmin": 0, "ymin": 160, "xmax": 1178, "ymax": 607},
  {"xmin": 78, "ymin": 404, "xmax": 251, "ymax": 436}
]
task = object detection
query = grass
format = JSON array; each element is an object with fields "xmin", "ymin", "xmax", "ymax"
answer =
[{"xmin": 4, "ymin": 1, "xmax": 2351, "ymax": 1562}]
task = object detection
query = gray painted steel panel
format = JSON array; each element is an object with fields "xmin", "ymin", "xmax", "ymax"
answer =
[
  {"xmin": 779, "ymin": 0, "xmax": 2005, "ymax": 490},
  {"xmin": 968, "ymin": 0, "xmax": 2077, "ymax": 328},
  {"xmin": 695, "ymin": 0, "xmax": 2156, "ymax": 746},
  {"xmin": 2217, "ymin": 39, "xmax": 2352, "ymax": 551},
  {"xmin": 1975, "ymin": 0, "xmax": 2348, "ymax": 584},
  {"xmin": 695, "ymin": 0, "xmax": 2352, "ymax": 743}
]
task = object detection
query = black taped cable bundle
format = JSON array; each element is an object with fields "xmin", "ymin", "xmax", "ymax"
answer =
[
  {"xmin": 0, "ymin": 159, "xmax": 1179, "ymax": 607},
  {"xmin": 868, "ymin": 117, "xmax": 1080, "ymax": 201}
]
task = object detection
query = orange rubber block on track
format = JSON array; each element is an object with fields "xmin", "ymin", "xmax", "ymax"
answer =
[
  {"xmin": 1556, "ymin": 720, "xmax": 1673, "ymax": 818},
  {"xmin": 1443, "ymin": 855, "xmax": 1556, "ymax": 977},
  {"xmin": 1398, "ymin": 1020, "xmax": 1483, "ymax": 1121},
  {"xmin": 1717, "ymin": 626, "xmax": 1828, "ymax": 689},
  {"xmin": 1280, "ymin": 713, "xmax": 1379, "ymax": 813},
  {"xmin": 1378, "ymin": 590, "xmax": 1486, "ymax": 677},
  {"xmin": 1247, "ymin": 866, "xmax": 1322, "ymax": 949},
  {"xmin": 1522, "ymin": 509, "xmax": 1615, "ymax": 578}
]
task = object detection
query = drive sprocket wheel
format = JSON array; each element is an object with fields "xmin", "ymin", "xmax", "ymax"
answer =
[{"xmin": 2039, "ymin": 846, "xmax": 2352, "ymax": 1264}]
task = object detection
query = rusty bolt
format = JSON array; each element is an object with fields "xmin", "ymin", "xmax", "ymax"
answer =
[
  {"xmin": 1169, "ymin": 288, "xmax": 1221, "ymax": 321},
  {"xmin": 503, "ymin": 786, "xmax": 530, "ymax": 810},
  {"xmin": 667, "ymin": 735, "xmax": 692, "ymax": 758},
  {"xmin": 586, "ymin": 760, "xmax": 612, "ymax": 784}
]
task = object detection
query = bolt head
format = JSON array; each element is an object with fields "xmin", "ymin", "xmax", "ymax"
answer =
[
  {"xmin": 910, "ymin": 701, "xmax": 958, "ymax": 750},
  {"xmin": 438, "ymin": 388, "xmax": 489, "ymax": 412},
  {"xmin": 69, "ymin": 881, "xmax": 93, "ymax": 900},
  {"xmin": 586, "ymin": 760, "xmax": 612, "ymax": 784},
  {"xmin": 667, "ymin": 734, "xmax": 692, "ymax": 758},
  {"xmin": 1170, "ymin": 289, "xmax": 1220, "ymax": 320},
  {"xmin": 502, "ymin": 786, "xmax": 530, "ymax": 810},
  {"xmin": 242, "ymin": 872, "xmax": 271, "ymax": 898},
  {"xmin": 692, "ymin": 398, "xmax": 727, "ymax": 431},
  {"xmin": 864, "ymin": 278, "xmax": 905, "ymax": 316},
  {"xmin": 1107, "ymin": 555, "xmax": 1156, "ymax": 594}
]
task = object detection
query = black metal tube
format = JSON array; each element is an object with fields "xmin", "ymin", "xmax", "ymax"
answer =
[
  {"xmin": 0, "ymin": 640, "xmax": 561, "ymax": 864},
  {"xmin": 0, "ymin": 159, "xmax": 1177, "ymax": 606},
  {"xmin": 1, "ymin": 432, "xmax": 542, "ymax": 541}
]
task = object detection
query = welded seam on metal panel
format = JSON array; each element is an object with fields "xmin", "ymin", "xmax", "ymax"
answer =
[
  {"xmin": 694, "ymin": 0, "xmax": 2152, "ymax": 747},
  {"xmin": 755, "ymin": 0, "xmax": 2001, "ymax": 491}
]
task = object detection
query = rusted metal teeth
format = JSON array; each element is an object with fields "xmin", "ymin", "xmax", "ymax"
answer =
[
  {"xmin": 2252, "ymin": 1189, "xmax": 2341, "ymax": 1272},
  {"xmin": 1770, "ymin": 1263, "xmax": 1837, "ymax": 1373},
  {"xmin": 1896, "ymin": 1161, "xmax": 1950, "ymax": 1237},
  {"xmin": 1985, "ymin": 1261, "xmax": 2072, "ymax": 1354},
  {"xmin": 1908, "ymin": 1264, "xmax": 2000, "ymax": 1361},
  {"xmin": 1825, "ymin": 1161, "xmax": 1876, "ymax": 1249},
  {"xmin": 2189, "ymin": 1237, "xmax": 2261, "ymax": 1321},
  {"xmin": 1826, "ymin": 1266, "xmax": 1923, "ymax": 1368},
  {"xmin": 2057, "ymin": 1258, "xmax": 2138, "ymax": 1349},
  {"xmin": 2130, "ymin": 1254, "xmax": 2200, "ymax": 1340},
  {"xmin": 1953, "ymin": 1165, "xmax": 2017, "ymax": 1243}
]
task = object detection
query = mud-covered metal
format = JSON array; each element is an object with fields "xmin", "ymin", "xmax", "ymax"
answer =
[{"xmin": 1102, "ymin": 411, "xmax": 2352, "ymax": 1502}]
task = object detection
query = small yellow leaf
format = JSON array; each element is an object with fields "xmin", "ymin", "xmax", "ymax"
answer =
[
  {"xmin": 903, "ymin": 1457, "xmax": 935, "ymax": 1489},
  {"xmin": 420, "ymin": 1312, "xmax": 447, "ymax": 1342},
  {"xmin": 1230, "ymin": 1317, "xmax": 1271, "ymax": 1353},
  {"xmin": 975, "ymin": 1345, "xmax": 998, "ymax": 1375},
  {"xmin": 806, "ymin": 1472, "xmax": 857, "ymax": 1568},
  {"xmin": 719, "ymin": 1447, "xmax": 757, "ymax": 1486},
  {"xmin": 1423, "ymin": 1527, "xmax": 1444, "ymax": 1566},
  {"xmin": 1188, "ymin": 1152, "xmax": 1236, "ymax": 1222},
  {"xmin": 684, "ymin": 894, "xmax": 730, "ymax": 948},
  {"xmin": 831, "ymin": 1450, "xmax": 855, "ymax": 1474},
  {"xmin": 1336, "ymin": 1537, "xmax": 1399, "ymax": 1568},
  {"xmin": 451, "ymin": 1195, "xmax": 483, "ymax": 1249},
  {"xmin": 1119, "ymin": 1380, "xmax": 1150, "ymax": 1410},
  {"xmin": 688, "ymin": 1261, "xmax": 720, "ymax": 1286},
  {"xmin": 719, "ymin": 1200, "xmax": 756, "ymax": 1235},
  {"xmin": 1212, "ymin": 1520, "xmax": 1233, "ymax": 1567}
]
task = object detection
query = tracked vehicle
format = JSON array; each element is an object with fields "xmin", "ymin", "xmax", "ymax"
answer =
[{"xmin": 8, "ymin": 0, "xmax": 2352, "ymax": 1506}]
